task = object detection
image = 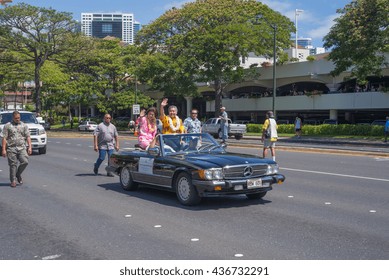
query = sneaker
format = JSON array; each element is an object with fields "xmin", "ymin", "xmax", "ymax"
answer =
[
  {"xmin": 93, "ymin": 166, "xmax": 98, "ymax": 175},
  {"xmin": 107, "ymin": 172, "xmax": 114, "ymax": 177},
  {"xmin": 16, "ymin": 176, "xmax": 23, "ymax": 185},
  {"xmin": 10, "ymin": 181, "xmax": 16, "ymax": 188}
]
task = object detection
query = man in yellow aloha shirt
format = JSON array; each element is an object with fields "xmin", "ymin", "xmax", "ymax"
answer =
[{"xmin": 159, "ymin": 98, "xmax": 185, "ymax": 134}]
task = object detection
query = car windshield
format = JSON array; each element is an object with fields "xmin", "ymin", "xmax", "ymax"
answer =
[
  {"xmin": 159, "ymin": 133, "xmax": 223, "ymax": 155},
  {"xmin": 0, "ymin": 112, "xmax": 38, "ymax": 124}
]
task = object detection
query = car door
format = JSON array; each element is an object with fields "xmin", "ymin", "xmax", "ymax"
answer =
[{"xmin": 202, "ymin": 118, "xmax": 214, "ymax": 134}]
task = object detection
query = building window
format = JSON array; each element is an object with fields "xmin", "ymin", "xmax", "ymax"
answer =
[{"xmin": 102, "ymin": 24, "xmax": 113, "ymax": 33}]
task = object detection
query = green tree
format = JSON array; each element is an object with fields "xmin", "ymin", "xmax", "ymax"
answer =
[
  {"xmin": 323, "ymin": 0, "xmax": 389, "ymax": 83},
  {"xmin": 137, "ymin": 0, "xmax": 294, "ymax": 117},
  {"xmin": 0, "ymin": 3, "xmax": 78, "ymax": 112}
]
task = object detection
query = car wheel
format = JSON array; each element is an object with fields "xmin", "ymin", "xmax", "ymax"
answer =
[
  {"xmin": 246, "ymin": 192, "xmax": 267, "ymax": 200},
  {"xmin": 174, "ymin": 172, "xmax": 201, "ymax": 206},
  {"xmin": 235, "ymin": 134, "xmax": 242, "ymax": 140},
  {"xmin": 120, "ymin": 164, "xmax": 138, "ymax": 191},
  {"xmin": 39, "ymin": 146, "xmax": 47, "ymax": 154}
]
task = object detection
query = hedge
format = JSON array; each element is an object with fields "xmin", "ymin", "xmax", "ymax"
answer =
[{"xmin": 246, "ymin": 123, "xmax": 384, "ymax": 137}]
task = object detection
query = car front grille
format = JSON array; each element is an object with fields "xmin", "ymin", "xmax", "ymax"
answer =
[
  {"xmin": 223, "ymin": 164, "xmax": 268, "ymax": 179},
  {"xmin": 29, "ymin": 128, "xmax": 39, "ymax": 135}
]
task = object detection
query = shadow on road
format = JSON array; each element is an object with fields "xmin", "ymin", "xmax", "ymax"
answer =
[{"xmin": 96, "ymin": 182, "xmax": 272, "ymax": 210}]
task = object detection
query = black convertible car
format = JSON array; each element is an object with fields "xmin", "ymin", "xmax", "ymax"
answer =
[{"xmin": 107, "ymin": 133, "xmax": 285, "ymax": 205}]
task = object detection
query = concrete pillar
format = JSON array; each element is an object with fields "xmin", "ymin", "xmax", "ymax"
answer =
[
  {"xmin": 345, "ymin": 112, "xmax": 353, "ymax": 123},
  {"xmin": 184, "ymin": 96, "xmax": 193, "ymax": 119},
  {"xmin": 329, "ymin": 109, "xmax": 338, "ymax": 120},
  {"xmin": 90, "ymin": 106, "xmax": 96, "ymax": 117}
]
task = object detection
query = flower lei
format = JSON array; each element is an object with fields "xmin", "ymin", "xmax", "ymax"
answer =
[
  {"xmin": 148, "ymin": 118, "xmax": 156, "ymax": 132},
  {"xmin": 168, "ymin": 116, "xmax": 181, "ymax": 132}
]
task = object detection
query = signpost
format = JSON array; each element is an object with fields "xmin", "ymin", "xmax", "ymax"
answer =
[{"xmin": 132, "ymin": 104, "xmax": 140, "ymax": 115}]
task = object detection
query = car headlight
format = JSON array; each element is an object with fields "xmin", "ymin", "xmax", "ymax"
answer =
[
  {"xmin": 199, "ymin": 168, "xmax": 223, "ymax": 180},
  {"xmin": 38, "ymin": 128, "xmax": 46, "ymax": 135},
  {"xmin": 266, "ymin": 164, "xmax": 279, "ymax": 175}
]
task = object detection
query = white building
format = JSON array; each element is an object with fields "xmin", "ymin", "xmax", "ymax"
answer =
[{"xmin": 81, "ymin": 13, "xmax": 135, "ymax": 44}]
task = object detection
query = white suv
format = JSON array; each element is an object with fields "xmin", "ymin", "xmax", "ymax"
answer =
[{"xmin": 0, "ymin": 111, "xmax": 47, "ymax": 154}]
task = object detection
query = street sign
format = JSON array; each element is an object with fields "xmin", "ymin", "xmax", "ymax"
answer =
[{"xmin": 133, "ymin": 104, "xmax": 140, "ymax": 115}]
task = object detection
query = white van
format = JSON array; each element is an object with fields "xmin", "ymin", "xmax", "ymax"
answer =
[{"xmin": 0, "ymin": 111, "xmax": 47, "ymax": 154}]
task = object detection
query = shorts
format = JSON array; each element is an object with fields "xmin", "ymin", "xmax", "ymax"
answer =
[{"xmin": 263, "ymin": 139, "xmax": 276, "ymax": 148}]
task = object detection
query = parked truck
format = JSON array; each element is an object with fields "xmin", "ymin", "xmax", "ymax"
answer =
[{"xmin": 202, "ymin": 118, "xmax": 246, "ymax": 140}]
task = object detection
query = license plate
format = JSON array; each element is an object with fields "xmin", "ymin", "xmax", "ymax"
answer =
[{"xmin": 247, "ymin": 178, "xmax": 263, "ymax": 189}]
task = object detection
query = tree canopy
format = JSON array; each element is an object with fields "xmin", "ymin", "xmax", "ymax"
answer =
[
  {"xmin": 0, "ymin": 3, "xmax": 78, "ymax": 112},
  {"xmin": 323, "ymin": 0, "xmax": 389, "ymax": 83},
  {"xmin": 137, "ymin": 0, "xmax": 294, "ymax": 116}
]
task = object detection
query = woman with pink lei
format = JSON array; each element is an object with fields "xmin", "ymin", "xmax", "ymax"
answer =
[{"xmin": 138, "ymin": 107, "xmax": 158, "ymax": 150}]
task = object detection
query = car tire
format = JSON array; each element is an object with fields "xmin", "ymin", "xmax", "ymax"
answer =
[
  {"xmin": 39, "ymin": 146, "xmax": 47, "ymax": 154},
  {"xmin": 174, "ymin": 172, "xmax": 201, "ymax": 206},
  {"xmin": 120, "ymin": 164, "xmax": 138, "ymax": 191},
  {"xmin": 246, "ymin": 192, "xmax": 267, "ymax": 200},
  {"xmin": 235, "ymin": 134, "xmax": 242, "ymax": 140}
]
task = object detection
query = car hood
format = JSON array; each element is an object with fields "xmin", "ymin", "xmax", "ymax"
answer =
[{"xmin": 171, "ymin": 152, "xmax": 274, "ymax": 169}]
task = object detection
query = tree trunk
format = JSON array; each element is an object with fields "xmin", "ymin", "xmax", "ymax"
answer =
[
  {"xmin": 34, "ymin": 64, "xmax": 42, "ymax": 113},
  {"xmin": 214, "ymin": 79, "xmax": 223, "ymax": 117}
]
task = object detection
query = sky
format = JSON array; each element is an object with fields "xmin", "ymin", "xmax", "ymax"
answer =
[{"xmin": 8, "ymin": 0, "xmax": 352, "ymax": 48}]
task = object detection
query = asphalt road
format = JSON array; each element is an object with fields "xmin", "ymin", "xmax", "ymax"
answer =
[{"xmin": 0, "ymin": 136, "xmax": 388, "ymax": 260}]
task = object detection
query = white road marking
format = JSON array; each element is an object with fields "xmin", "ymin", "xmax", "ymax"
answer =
[
  {"xmin": 234, "ymin": 254, "xmax": 244, "ymax": 258},
  {"xmin": 325, "ymin": 202, "xmax": 332, "ymax": 205},
  {"xmin": 369, "ymin": 210, "xmax": 377, "ymax": 213},
  {"xmin": 191, "ymin": 238, "xmax": 199, "ymax": 242},
  {"xmin": 375, "ymin": 158, "xmax": 389, "ymax": 161},
  {"xmin": 154, "ymin": 225, "xmax": 162, "ymax": 228},
  {"xmin": 124, "ymin": 215, "xmax": 132, "ymax": 218},
  {"xmin": 288, "ymin": 195, "xmax": 294, "ymax": 198},
  {"xmin": 282, "ymin": 167, "xmax": 389, "ymax": 182},
  {"xmin": 42, "ymin": 254, "xmax": 61, "ymax": 260}
]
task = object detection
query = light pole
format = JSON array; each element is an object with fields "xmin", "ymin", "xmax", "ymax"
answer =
[
  {"xmin": 295, "ymin": 9, "xmax": 304, "ymax": 59},
  {"xmin": 271, "ymin": 24, "xmax": 277, "ymax": 118}
]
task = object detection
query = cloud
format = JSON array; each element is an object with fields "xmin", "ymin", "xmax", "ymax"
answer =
[{"xmin": 306, "ymin": 14, "xmax": 338, "ymax": 41}]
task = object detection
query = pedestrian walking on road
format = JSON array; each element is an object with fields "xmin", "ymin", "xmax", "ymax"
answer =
[
  {"xmin": 384, "ymin": 116, "xmax": 389, "ymax": 143},
  {"xmin": 1, "ymin": 111, "xmax": 32, "ymax": 188},
  {"xmin": 261, "ymin": 111, "xmax": 278, "ymax": 161},
  {"xmin": 93, "ymin": 114, "xmax": 119, "ymax": 176},
  {"xmin": 219, "ymin": 106, "xmax": 229, "ymax": 143}
]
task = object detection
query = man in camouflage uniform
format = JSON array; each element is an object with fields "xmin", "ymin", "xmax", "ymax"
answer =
[{"xmin": 2, "ymin": 111, "xmax": 32, "ymax": 188}]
